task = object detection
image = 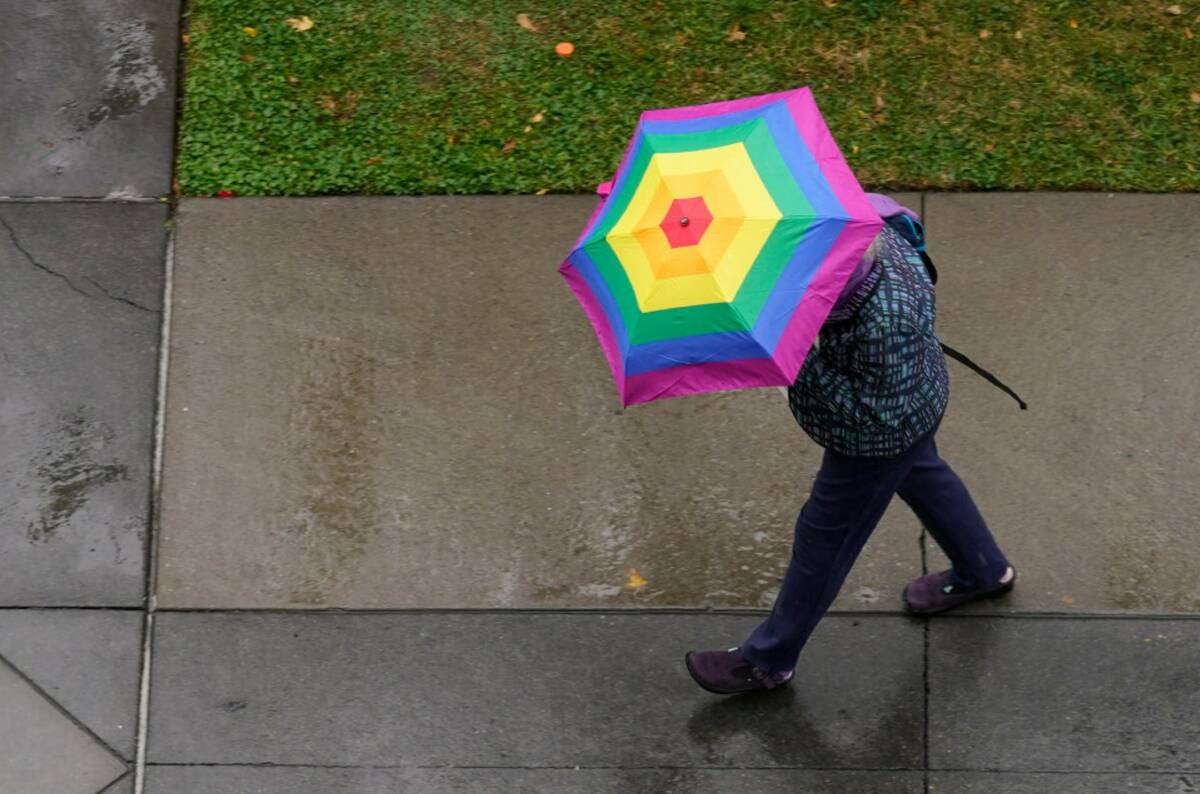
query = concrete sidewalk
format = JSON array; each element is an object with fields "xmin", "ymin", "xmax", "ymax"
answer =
[
  {"xmin": 2, "ymin": 5, "xmax": 1199, "ymax": 792},
  {"xmin": 3, "ymin": 190, "xmax": 1199, "ymax": 794}
]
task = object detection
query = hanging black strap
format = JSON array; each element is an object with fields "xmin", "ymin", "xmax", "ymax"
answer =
[
  {"xmin": 882, "ymin": 214, "xmax": 1026, "ymax": 410},
  {"xmin": 941, "ymin": 343, "xmax": 1028, "ymax": 410}
]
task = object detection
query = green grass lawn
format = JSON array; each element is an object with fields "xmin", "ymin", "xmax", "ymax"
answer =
[{"xmin": 177, "ymin": 0, "xmax": 1199, "ymax": 195}]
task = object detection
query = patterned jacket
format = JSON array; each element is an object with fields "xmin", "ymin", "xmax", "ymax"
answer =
[{"xmin": 788, "ymin": 224, "xmax": 950, "ymax": 458}]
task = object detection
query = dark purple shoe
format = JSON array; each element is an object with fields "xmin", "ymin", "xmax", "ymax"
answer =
[
  {"xmin": 684, "ymin": 646, "xmax": 794, "ymax": 695},
  {"xmin": 903, "ymin": 566, "xmax": 1016, "ymax": 615}
]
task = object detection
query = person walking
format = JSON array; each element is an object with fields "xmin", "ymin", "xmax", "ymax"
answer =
[{"xmin": 685, "ymin": 195, "xmax": 1016, "ymax": 695}]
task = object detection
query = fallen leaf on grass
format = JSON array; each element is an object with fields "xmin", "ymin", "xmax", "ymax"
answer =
[
  {"xmin": 625, "ymin": 567, "xmax": 648, "ymax": 588},
  {"xmin": 1166, "ymin": 4, "xmax": 1183, "ymax": 15},
  {"xmin": 500, "ymin": 138, "xmax": 517, "ymax": 155},
  {"xmin": 240, "ymin": 53, "xmax": 255, "ymax": 63},
  {"xmin": 447, "ymin": 134, "xmax": 457, "ymax": 145},
  {"xmin": 1191, "ymin": 90, "xmax": 1200, "ymax": 103},
  {"xmin": 979, "ymin": 28, "xmax": 992, "ymax": 39},
  {"xmin": 727, "ymin": 22, "xmax": 746, "ymax": 42},
  {"xmin": 1068, "ymin": 18, "xmax": 1079, "ymax": 28},
  {"xmin": 523, "ymin": 125, "xmax": 533, "ymax": 133},
  {"xmin": 181, "ymin": 32, "xmax": 191, "ymax": 44},
  {"xmin": 536, "ymin": 188, "xmax": 550, "ymax": 195},
  {"xmin": 286, "ymin": 74, "xmax": 300, "ymax": 84},
  {"xmin": 242, "ymin": 26, "xmax": 258, "ymax": 37},
  {"xmin": 516, "ymin": 13, "xmax": 539, "ymax": 32},
  {"xmin": 531, "ymin": 111, "xmax": 545, "ymax": 123},
  {"xmin": 983, "ymin": 142, "xmax": 996, "ymax": 152},
  {"xmin": 364, "ymin": 156, "xmax": 384, "ymax": 166},
  {"xmin": 1185, "ymin": 26, "xmax": 1195, "ymax": 38},
  {"xmin": 286, "ymin": 16, "xmax": 314, "ymax": 31},
  {"xmin": 1014, "ymin": 30, "xmax": 1024, "ymax": 39},
  {"xmin": 317, "ymin": 91, "xmax": 362, "ymax": 121},
  {"xmin": 822, "ymin": 0, "xmax": 837, "ymax": 7}
]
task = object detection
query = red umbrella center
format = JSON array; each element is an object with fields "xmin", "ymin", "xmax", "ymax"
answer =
[{"xmin": 660, "ymin": 197, "xmax": 713, "ymax": 248}]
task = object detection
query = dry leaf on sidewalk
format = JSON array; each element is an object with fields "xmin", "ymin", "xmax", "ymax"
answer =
[
  {"xmin": 625, "ymin": 567, "xmax": 648, "ymax": 588},
  {"xmin": 286, "ymin": 16, "xmax": 314, "ymax": 31},
  {"xmin": 516, "ymin": 13, "xmax": 539, "ymax": 32}
]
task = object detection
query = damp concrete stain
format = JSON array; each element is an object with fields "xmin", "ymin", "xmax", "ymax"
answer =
[
  {"xmin": 1103, "ymin": 528, "xmax": 1200, "ymax": 613},
  {"xmin": 60, "ymin": 19, "xmax": 165, "ymax": 136},
  {"xmin": 283, "ymin": 335, "xmax": 382, "ymax": 604},
  {"xmin": 26, "ymin": 411, "xmax": 127, "ymax": 543}
]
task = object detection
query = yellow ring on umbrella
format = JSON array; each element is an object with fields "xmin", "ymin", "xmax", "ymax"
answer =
[{"xmin": 606, "ymin": 143, "xmax": 781, "ymax": 312}]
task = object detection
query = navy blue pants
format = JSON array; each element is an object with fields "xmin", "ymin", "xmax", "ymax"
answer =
[{"xmin": 741, "ymin": 432, "xmax": 1010, "ymax": 674}]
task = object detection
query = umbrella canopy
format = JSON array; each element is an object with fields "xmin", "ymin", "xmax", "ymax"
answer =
[{"xmin": 559, "ymin": 86, "xmax": 883, "ymax": 406}]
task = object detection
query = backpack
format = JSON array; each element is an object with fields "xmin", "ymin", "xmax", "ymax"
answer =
[{"xmin": 881, "ymin": 215, "xmax": 1028, "ymax": 411}]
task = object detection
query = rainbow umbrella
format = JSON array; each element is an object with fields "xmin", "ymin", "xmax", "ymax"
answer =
[{"xmin": 559, "ymin": 86, "xmax": 883, "ymax": 405}]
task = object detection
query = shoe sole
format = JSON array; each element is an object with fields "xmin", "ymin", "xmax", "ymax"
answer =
[
  {"xmin": 683, "ymin": 652, "xmax": 792, "ymax": 695},
  {"xmin": 902, "ymin": 575, "xmax": 1017, "ymax": 616}
]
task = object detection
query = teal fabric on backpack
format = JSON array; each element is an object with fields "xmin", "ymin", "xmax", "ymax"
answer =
[{"xmin": 884, "ymin": 214, "xmax": 938, "ymax": 285}]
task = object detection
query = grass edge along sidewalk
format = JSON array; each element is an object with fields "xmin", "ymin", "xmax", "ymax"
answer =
[{"xmin": 177, "ymin": 0, "xmax": 1199, "ymax": 196}]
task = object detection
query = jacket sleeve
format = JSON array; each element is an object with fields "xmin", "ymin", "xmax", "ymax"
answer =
[{"xmin": 791, "ymin": 319, "xmax": 926, "ymax": 433}]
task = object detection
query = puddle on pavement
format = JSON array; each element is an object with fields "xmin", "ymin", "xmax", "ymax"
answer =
[{"xmin": 26, "ymin": 408, "xmax": 127, "ymax": 543}]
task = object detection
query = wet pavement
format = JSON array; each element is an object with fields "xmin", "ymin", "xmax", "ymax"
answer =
[
  {"xmin": 0, "ymin": 203, "xmax": 164, "ymax": 607},
  {"xmin": 3, "ymin": 188, "xmax": 1198, "ymax": 793},
  {"xmin": 0, "ymin": 0, "xmax": 180, "ymax": 197},
  {"xmin": 1, "ymin": 10, "xmax": 1198, "ymax": 783},
  {"xmin": 156, "ymin": 195, "xmax": 924, "ymax": 612}
]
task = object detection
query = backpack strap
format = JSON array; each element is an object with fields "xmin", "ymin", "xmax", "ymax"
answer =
[
  {"xmin": 941, "ymin": 343, "xmax": 1029, "ymax": 410},
  {"xmin": 880, "ymin": 214, "xmax": 1027, "ymax": 410}
]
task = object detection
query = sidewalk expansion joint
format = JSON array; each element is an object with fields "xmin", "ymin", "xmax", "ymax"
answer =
[
  {"xmin": 145, "ymin": 605, "xmax": 1200, "ymax": 620},
  {"xmin": 0, "ymin": 196, "xmax": 166, "ymax": 203},
  {"xmin": 0, "ymin": 213, "xmax": 157, "ymax": 313},
  {"xmin": 141, "ymin": 762, "xmax": 1200, "ymax": 776},
  {"xmin": 134, "ymin": 222, "xmax": 176, "ymax": 794},
  {"xmin": 145, "ymin": 762, "xmax": 923, "ymax": 772},
  {"xmin": 0, "ymin": 649, "xmax": 131, "ymax": 766},
  {"xmin": 921, "ymin": 617, "xmax": 931, "ymax": 794},
  {"xmin": 97, "ymin": 771, "xmax": 134, "ymax": 794}
]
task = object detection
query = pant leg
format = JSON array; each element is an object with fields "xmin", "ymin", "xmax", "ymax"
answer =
[
  {"xmin": 741, "ymin": 439, "xmax": 922, "ymax": 674},
  {"xmin": 895, "ymin": 435, "xmax": 1010, "ymax": 589}
]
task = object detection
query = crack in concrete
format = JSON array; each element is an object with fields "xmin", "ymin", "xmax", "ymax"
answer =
[{"xmin": 0, "ymin": 213, "xmax": 157, "ymax": 313}]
